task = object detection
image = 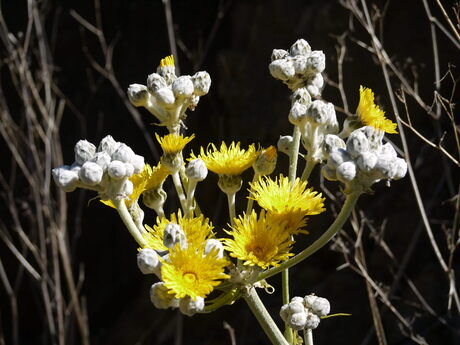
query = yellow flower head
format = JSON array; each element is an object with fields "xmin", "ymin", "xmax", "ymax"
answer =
[
  {"xmin": 156, "ymin": 133, "xmax": 195, "ymax": 155},
  {"xmin": 144, "ymin": 210, "xmax": 214, "ymax": 251},
  {"xmin": 223, "ymin": 210, "xmax": 294, "ymax": 269},
  {"xmin": 357, "ymin": 86, "xmax": 398, "ymax": 134},
  {"xmin": 161, "ymin": 244, "xmax": 229, "ymax": 300},
  {"xmin": 101, "ymin": 163, "xmax": 169, "ymax": 208},
  {"xmin": 191, "ymin": 141, "xmax": 258, "ymax": 176},
  {"xmin": 249, "ymin": 175, "xmax": 325, "ymax": 233},
  {"xmin": 160, "ymin": 55, "xmax": 175, "ymax": 68}
]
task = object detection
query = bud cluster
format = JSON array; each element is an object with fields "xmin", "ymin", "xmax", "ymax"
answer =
[
  {"xmin": 127, "ymin": 58, "xmax": 211, "ymax": 133},
  {"xmin": 269, "ymin": 39, "xmax": 325, "ymax": 93},
  {"xmin": 280, "ymin": 294, "xmax": 330, "ymax": 331},
  {"xmin": 52, "ymin": 135, "xmax": 144, "ymax": 200},
  {"xmin": 322, "ymin": 126, "xmax": 407, "ymax": 193}
]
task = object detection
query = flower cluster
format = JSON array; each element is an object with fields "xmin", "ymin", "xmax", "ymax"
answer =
[{"xmin": 280, "ymin": 294, "xmax": 330, "ymax": 331}]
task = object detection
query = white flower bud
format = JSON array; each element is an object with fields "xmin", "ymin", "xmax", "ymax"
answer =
[
  {"xmin": 150, "ymin": 282, "xmax": 178, "ymax": 309},
  {"xmin": 132, "ymin": 155, "xmax": 145, "ymax": 174},
  {"xmin": 111, "ymin": 144, "xmax": 135, "ymax": 163},
  {"xmin": 309, "ymin": 73, "xmax": 324, "ymax": 90},
  {"xmin": 292, "ymin": 56, "xmax": 308, "ymax": 74},
  {"xmin": 74, "ymin": 140, "xmax": 96, "ymax": 165},
  {"xmin": 186, "ymin": 159, "xmax": 208, "ymax": 181},
  {"xmin": 192, "ymin": 71, "xmax": 211, "ymax": 96},
  {"xmin": 280, "ymin": 304, "xmax": 290, "ymax": 322},
  {"xmin": 287, "ymin": 300, "xmax": 305, "ymax": 314},
  {"xmin": 269, "ymin": 59, "xmax": 295, "ymax": 81},
  {"xmin": 291, "ymin": 87, "xmax": 311, "ymax": 106},
  {"xmin": 179, "ymin": 296, "xmax": 205, "ymax": 317},
  {"xmin": 204, "ymin": 239, "xmax": 224, "ymax": 259},
  {"xmin": 172, "ymin": 76, "xmax": 194, "ymax": 98},
  {"xmin": 127, "ymin": 84, "xmax": 150, "ymax": 107},
  {"xmin": 305, "ymin": 312, "xmax": 321, "ymax": 329},
  {"xmin": 357, "ymin": 152, "xmax": 378, "ymax": 172},
  {"xmin": 164, "ymin": 223, "xmax": 186, "ymax": 248},
  {"xmin": 108, "ymin": 160, "xmax": 127, "ymax": 180},
  {"xmin": 120, "ymin": 179, "xmax": 133, "ymax": 197},
  {"xmin": 346, "ymin": 130, "xmax": 370, "ymax": 158},
  {"xmin": 147, "ymin": 73, "xmax": 167, "ymax": 92},
  {"xmin": 290, "ymin": 39, "xmax": 311, "ymax": 56},
  {"xmin": 52, "ymin": 166, "xmax": 79, "ymax": 192},
  {"xmin": 277, "ymin": 135, "xmax": 293, "ymax": 155},
  {"xmin": 327, "ymin": 148, "xmax": 350, "ymax": 168},
  {"xmin": 97, "ymin": 135, "xmax": 119, "ymax": 156},
  {"xmin": 291, "ymin": 296, "xmax": 304, "ymax": 305},
  {"xmin": 289, "ymin": 103, "xmax": 308, "ymax": 126},
  {"xmin": 336, "ymin": 161, "xmax": 357, "ymax": 183},
  {"xmin": 379, "ymin": 143, "xmax": 397, "ymax": 158},
  {"xmin": 304, "ymin": 295, "xmax": 330, "ymax": 317},
  {"xmin": 288, "ymin": 312, "xmax": 306, "ymax": 331},
  {"xmin": 137, "ymin": 248, "xmax": 161, "ymax": 275},
  {"xmin": 307, "ymin": 100, "xmax": 335, "ymax": 125},
  {"xmin": 154, "ymin": 87, "xmax": 176, "ymax": 107},
  {"xmin": 253, "ymin": 146, "xmax": 277, "ymax": 176},
  {"xmin": 322, "ymin": 165, "xmax": 337, "ymax": 181},
  {"xmin": 375, "ymin": 156, "xmax": 398, "ymax": 179},
  {"xmin": 306, "ymin": 50, "xmax": 325, "ymax": 74},
  {"xmin": 271, "ymin": 49, "xmax": 288, "ymax": 61},
  {"xmin": 323, "ymin": 135, "xmax": 346, "ymax": 154},
  {"xmin": 90, "ymin": 152, "xmax": 111, "ymax": 170},
  {"xmin": 124, "ymin": 163, "xmax": 134, "ymax": 177},
  {"xmin": 362, "ymin": 126, "xmax": 385, "ymax": 149},
  {"xmin": 79, "ymin": 162, "xmax": 103, "ymax": 185},
  {"xmin": 393, "ymin": 158, "xmax": 407, "ymax": 180}
]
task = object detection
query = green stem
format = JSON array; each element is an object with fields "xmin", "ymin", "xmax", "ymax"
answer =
[
  {"xmin": 226, "ymin": 192, "xmax": 236, "ymax": 226},
  {"xmin": 172, "ymin": 171, "xmax": 187, "ymax": 212},
  {"xmin": 282, "ymin": 269, "xmax": 293, "ymax": 344},
  {"xmin": 185, "ymin": 179, "xmax": 198, "ymax": 217},
  {"xmin": 113, "ymin": 199, "xmax": 148, "ymax": 247},
  {"xmin": 245, "ymin": 173, "xmax": 260, "ymax": 216},
  {"xmin": 300, "ymin": 159, "xmax": 316, "ymax": 182},
  {"xmin": 243, "ymin": 287, "xmax": 289, "ymax": 345},
  {"xmin": 304, "ymin": 329, "xmax": 313, "ymax": 345},
  {"xmin": 288, "ymin": 126, "xmax": 302, "ymax": 182},
  {"xmin": 257, "ymin": 192, "xmax": 361, "ymax": 282}
]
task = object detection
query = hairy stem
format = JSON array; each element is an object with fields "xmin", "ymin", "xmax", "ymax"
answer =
[{"xmin": 113, "ymin": 199, "xmax": 148, "ymax": 247}]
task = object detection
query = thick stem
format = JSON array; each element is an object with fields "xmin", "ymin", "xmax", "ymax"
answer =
[
  {"xmin": 172, "ymin": 171, "xmax": 187, "ymax": 212},
  {"xmin": 185, "ymin": 179, "xmax": 198, "ymax": 217},
  {"xmin": 282, "ymin": 269, "xmax": 293, "ymax": 344},
  {"xmin": 226, "ymin": 192, "xmax": 236, "ymax": 226},
  {"xmin": 288, "ymin": 126, "xmax": 302, "ymax": 182},
  {"xmin": 257, "ymin": 192, "xmax": 361, "ymax": 281},
  {"xmin": 301, "ymin": 159, "xmax": 316, "ymax": 182},
  {"xmin": 304, "ymin": 329, "xmax": 313, "ymax": 345},
  {"xmin": 113, "ymin": 199, "xmax": 148, "ymax": 247},
  {"xmin": 243, "ymin": 287, "xmax": 289, "ymax": 345}
]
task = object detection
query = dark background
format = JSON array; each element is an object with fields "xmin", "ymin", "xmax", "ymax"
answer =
[{"xmin": 1, "ymin": 0, "xmax": 459, "ymax": 344}]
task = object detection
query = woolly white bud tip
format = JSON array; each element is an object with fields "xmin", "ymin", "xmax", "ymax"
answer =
[
  {"xmin": 289, "ymin": 103, "xmax": 308, "ymax": 126},
  {"xmin": 137, "ymin": 248, "xmax": 161, "ymax": 275},
  {"xmin": 323, "ymin": 135, "xmax": 346, "ymax": 155},
  {"xmin": 289, "ymin": 39, "xmax": 311, "ymax": 56},
  {"xmin": 393, "ymin": 158, "xmax": 408, "ymax": 180},
  {"xmin": 154, "ymin": 87, "xmax": 176, "ymax": 107},
  {"xmin": 127, "ymin": 84, "xmax": 149, "ymax": 107},
  {"xmin": 74, "ymin": 140, "xmax": 96, "ymax": 165},
  {"xmin": 307, "ymin": 50, "xmax": 326, "ymax": 74},
  {"xmin": 132, "ymin": 155, "xmax": 145, "ymax": 174},
  {"xmin": 204, "ymin": 239, "xmax": 224, "ymax": 259},
  {"xmin": 52, "ymin": 167, "xmax": 79, "ymax": 192},
  {"xmin": 375, "ymin": 156, "xmax": 398, "ymax": 179},
  {"xmin": 90, "ymin": 152, "xmax": 111, "ymax": 170},
  {"xmin": 150, "ymin": 282, "xmax": 178, "ymax": 309},
  {"xmin": 292, "ymin": 87, "xmax": 311, "ymax": 106},
  {"xmin": 269, "ymin": 59, "xmax": 295, "ymax": 81},
  {"xmin": 336, "ymin": 161, "xmax": 357, "ymax": 183},
  {"xmin": 280, "ymin": 304, "xmax": 290, "ymax": 323},
  {"xmin": 172, "ymin": 76, "xmax": 194, "ymax": 98},
  {"xmin": 379, "ymin": 143, "xmax": 397, "ymax": 158},
  {"xmin": 79, "ymin": 162, "xmax": 103, "ymax": 185},
  {"xmin": 97, "ymin": 135, "xmax": 119, "ymax": 156},
  {"xmin": 192, "ymin": 71, "xmax": 211, "ymax": 96},
  {"xmin": 271, "ymin": 49, "xmax": 288, "ymax": 62},
  {"xmin": 107, "ymin": 160, "xmax": 127, "ymax": 180},
  {"xmin": 120, "ymin": 179, "xmax": 133, "ymax": 196},
  {"xmin": 305, "ymin": 312, "xmax": 321, "ymax": 329},
  {"xmin": 179, "ymin": 296, "xmax": 205, "ymax": 317},
  {"xmin": 327, "ymin": 148, "xmax": 350, "ymax": 168},
  {"xmin": 287, "ymin": 300, "xmax": 305, "ymax": 314},
  {"xmin": 111, "ymin": 144, "xmax": 136, "ymax": 163},
  {"xmin": 147, "ymin": 73, "xmax": 167, "ymax": 92},
  {"xmin": 163, "ymin": 223, "xmax": 186, "ymax": 248},
  {"xmin": 307, "ymin": 100, "xmax": 336, "ymax": 125},
  {"xmin": 277, "ymin": 135, "xmax": 294, "ymax": 155},
  {"xmin": 357, "ymin": 152, "xmax": 378, "ymax": 172},
  {"xmin": 289, "ymin": 312, "xmax": 307, "ymax": 331},
  {"xmin": 124, "ymin": 163, "xmax": 134, "ymax": 177},
  {"xmin": 346, "ymin": 130, "xmax": 370, "ymax": 158},
  {"xmin": 304, "ymin": 295, "xmax": 330, "ymax": 317},
  {"xmin": 186, "ymin": 159, "xmax": 208, "ymax": 181}
]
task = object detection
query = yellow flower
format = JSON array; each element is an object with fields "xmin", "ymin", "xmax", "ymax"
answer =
[
  {"xmin": 160, "ymin": 55, "xmax": 175, "ymax": 68},
  {"xmin": 156, "ymin": 133, "xmax": 195, "ymax": 155},
  {"xmin": 223, "ymin": 210, "xmax": 294, "ymax": 269},
  {"xmin": 191, "ymin": 142, "xmax": 258, "ymax": 176},
  {"xmin": 144, "ymin": 210, "xmax": 214, "ymax": 251},
  {"xmin": 249, "ymin": 175, "xmax": 325, "ymax": 233},
  {"xmin": 161, "ymin": 243, "xmax": 229, "ymax": 300},
  {"xmin": 357, "ymin": 86, "xmax": 398, "ymax": 134},
  {"xmin": 101, "ymin": 163, "xmax": 169, "ymax": 208}
]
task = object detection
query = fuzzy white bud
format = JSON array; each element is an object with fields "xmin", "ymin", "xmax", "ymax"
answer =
[
  {"xmin": 97, "ymin": 135, "xmax": 119, "ymax": 156},
  {"xmin": 356, "ymin": 152, "xmax": 378, "ymax": 172},
  {"xmin": 307, "ymin": 50, "xmax": 325, "ymax": 74},
  {"xmin": 179, "ymin": 296, "xmax": 205, "ymax": 317},
  {"xmin": 307, "ymin": 100, "xmax": 335, "ymax": 125},
  {"xmin": 192, "ymin": 71, "xmax": 211, "ymax": 96},
  {"xmin": 290, "ymin": 39, "xmax": 311, "ymax": 56},
  {"xmin": 52, "ymin": 167, "xmax": 79, "ymax": 192},
  {"xmin": 393, "ymin": 158, "xmax": 408, "ymax": 180},
  {"xmin": 147, "ymin": 73, "xmax": 167, "ymax": 92},
  {"xmin": 346, "ymin": 130, "xmax": 370, "ymax": 158},
  {"xmin": 111, "ymin": 144, "xmax": 136, "ymax": 163},
  {"xmin": 186, "ymin": 159, "xmax": 208, "ymax": 181},
  {"xmin": 289, "ymin": 312, "xmax": 307, "ymax": 331},
  {"xmin": 150, "ymin": 282, "xmax": 179, "ymax": 309},
  {"xmin": 137, "ymin": 248, "xmax": 161, "ymax": 275},
  {"xmin": 269, "ymin": 59, "xmax": 295, "ymax": 81},
  {"xmin": 172, "ymin": 76, "xmax": 194, "ymax": 98},
  {"xmin": 154, "ymin": 87, "xmax": 176, "ymax": 107},
  {"xmin": 163, "ymin": 223, "xmax": 186, "ymax": 249},
  {"xmin": 204, "ymin": 239, "xmax": 224, "ymax": 259},
  {"xmin": 132, "ymin": 155, "xmax": 145, "ymax": 174},
  {"xmin": 271, "ymin": 49, "xmax": 288, "ymax": 61},
  {"xmin": 289, "ymin": 103, "xmax": 308, "ymax": 126},
  {"xmin": 74, "ymin": 140, "xmax": 96, "ymax": 165},
  {"xmin": 107, "ymin": 160, "xmax": 127, "ymax": 180},
  {"xmin": 79, "ymin": 162, "xmax": 103, "ymax": 185},
  {"xmin": 277, "ymin": 135, "xmax": 293, "ymax": 155},
  {"xmin": 336, "ymin": 161, "xmax": 357, "ymax": 183},
  {"xmin": 305, "ymin": 312, "xmax": 321, "ymax": 329},
  {"xmin": 90, "ymin": 152, "xmax": 111, "ymax": 170},
  {"xmin": 127, "ymin": 84, "xmax": 150, "ymax": 107},
  {"xmin": 304, "ymin": 295, "xmax": 330, "ymax": 317}
]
